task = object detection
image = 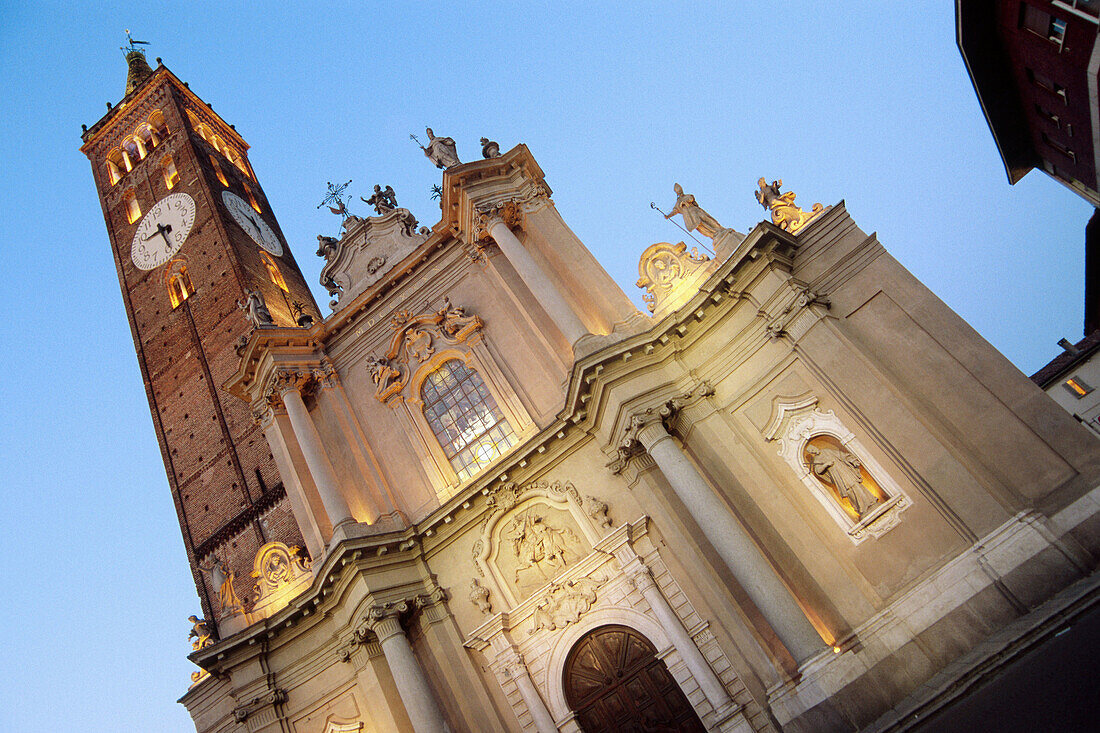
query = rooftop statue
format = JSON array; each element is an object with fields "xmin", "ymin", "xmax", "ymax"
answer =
[
  {"xmin": 316, "ymin": 235, "xmax": 339, "ymax": 263},
  {"xmin": 361, "ymin": 184, "xmax": 398, "ymax": 215},
  {"xmin": 666, "ymin": 183, "xmax": 724, "ymax": 240},
  {"xmin": 237, "ymin": 289, "xmax": 274, "ymax": 329},
  {"xmin": 480, "ymin": 137, "xmax": 501, "ymax": 159},
  {"xmin": 188, "ymin": 615, "xmax": 213, "ymax": 650},
  {"xmin": 421, "ymin": 127, "xmax": 460, "ymax": 169},
  {"xmin": 755, "ymin": 178, "xmax": 824, "ymax": 234}
]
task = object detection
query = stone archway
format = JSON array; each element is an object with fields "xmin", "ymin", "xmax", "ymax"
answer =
[{"xmin": 563, "ymin": 624, "xmax": 706, "ymax": 732}]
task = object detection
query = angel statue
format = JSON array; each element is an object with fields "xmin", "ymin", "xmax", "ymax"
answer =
[
  {"xmin": 188, "ymin": 615, "xmax": 213, "ymax": 650},
  {"xmin": 362, "ymin": 184, "xmax": 398, "ymax": 215}
]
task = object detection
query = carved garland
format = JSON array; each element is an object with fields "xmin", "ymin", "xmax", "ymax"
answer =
[{"xmin": 365, "ymin": 298, "xmax": 484, "ymax": 404}]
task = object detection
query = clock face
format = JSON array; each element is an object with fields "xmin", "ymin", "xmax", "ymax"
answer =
[
  {"xmin": 131, "ymin": 193, "xmax": 197, "ymax": 270},
  {"xmin": 222, "ymin": 190, "xmax": 283, "ymax": 256}
]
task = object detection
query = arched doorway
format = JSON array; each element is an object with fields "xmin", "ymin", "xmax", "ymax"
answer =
[{"xmin": 563, "ymin": 625, "xmax": 706, "ymax": 732}]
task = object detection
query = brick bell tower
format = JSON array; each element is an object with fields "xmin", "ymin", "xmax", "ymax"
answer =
[{"xmin": 80, "ymin": 45, "xmax": 317, "ymax": 631}]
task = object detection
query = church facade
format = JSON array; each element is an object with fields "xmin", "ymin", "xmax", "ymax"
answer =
[{"xmin": 83, "ymin": 52, "xmax": 1100, "ymax": 733}]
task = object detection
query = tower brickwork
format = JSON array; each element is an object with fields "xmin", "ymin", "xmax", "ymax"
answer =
[{"xmin": 81, "ymin": 52, "xmax": 316, "ymax": 629}]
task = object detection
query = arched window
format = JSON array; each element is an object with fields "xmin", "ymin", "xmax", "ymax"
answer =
[
  {"xmin": 243, "ymin": 182, "xmax": 262, "ymax": 213},
  {"xmin": 106, "ymin": 150, "xmax": 124, "ymax": 185},
  {"xmin": 260, "ymin": 251, "xmax": 288, "ymax": 292},
  {"xmin": 161, "ymin": 155, "xmax": 179, "ymax": 190},
  {"xmin": 124, "ymin": 189, "xmax": 141, "ymax": 224},
  {"xmin": 166, "ymin": 260, "xmax": 194, "ymax": 308},
  {"xmin": 209, "ymin": 154, "xmax": 228, "ymax": 186},
  {"xmin": 125, "ymin": 136, "xmax": 145, "ymax": 161},
  {"xmin": 420, "ymin": 359, "xmax": 517, "ymax": 481},
  {"xmin": 137, "ymin": 123, "xmax": 158, "ymax": 152},
  {"xmin": 149, "ymin": 109, "xmax": 169, "ymax": 139}
]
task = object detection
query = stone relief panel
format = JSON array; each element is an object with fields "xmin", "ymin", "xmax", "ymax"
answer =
[
  {"xmin": 250, "ymin": 541, "xmax": 314, "ymax": 618},
  {"xmin": 471, "ymin": 480, "xmax": 613, "ymax": 609},
  {"xmin": 765, "ymin": 396, "xmax": 911, "ymax": 544},
  {"xmin": 497, "ymin": 503, "xmax": 589, "ymax": 599}
]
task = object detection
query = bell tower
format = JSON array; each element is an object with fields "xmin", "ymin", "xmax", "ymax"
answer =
[{"xmin": 80, "ymin": 45, "xmax": 318, "ymax": 629}]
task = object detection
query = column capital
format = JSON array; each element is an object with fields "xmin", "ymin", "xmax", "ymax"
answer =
[
  {"xmin": 269, "ymin": 367, "xmax": 311, "ymax": 396},
  {"xmin": 312, "ymin": 361, "xmax": 338, "ymax": 391},
  {"xmin": 626, "ymin": 563, "xmax": 658, "ymax": 595},
  {"xmin": 250, "ymin": 393, "xmax": 285, "ymax": 430},
  {"xmin": 608, "ymin": 381, "xmax": 716, "ymax": 474},
  {"xmin": 365, "ymin": 600, "xmax": 410, "ymax": 643}
]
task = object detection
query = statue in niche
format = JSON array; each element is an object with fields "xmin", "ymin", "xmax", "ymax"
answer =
[
  {"xmin": 422, "ymin": 127, "xmax": 460, "ymax": 169},
  {"xmin": 469, "ymin": 578, "xmax": 492, "ymax": 615},
  {"xmin": 361, "ymin": 184, "xmax": 398, "ymax": 215},
  {"xmin": 204, "ymin": 557, "xmax": 243, "ymax": 616},
  {"xmin": 188, "ymin": 615, "xmax": 213, "ymax": 650},
  {"xmin": 666, "ymin": 182, "xmax": 724, "ymax": 240},
  {"xmin": 237, "ymin": 289, "xmax": 274, "ymax": 329},
  {"xmin": 480, "ymin": 137, "xmax": 501, "ymax": 158},
  {"xmin": 506, "ymin": 508, "xmax": 578, "ymax": 585},
  {"xmin": 805, "ymin": 440, "xmax": 883, "ymax": 519}
]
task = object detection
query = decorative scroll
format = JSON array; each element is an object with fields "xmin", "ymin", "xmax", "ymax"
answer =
[
  {"xmin": 529, "ymin": 575, "xmax": 605, "ymax": 634},
  {"xmin": 636, "ymin": 241, "xmax": 710, "ymax": 314},
  {"xmin": 367, "ymin": 298, "xmax": 484, "ymax": 404}
]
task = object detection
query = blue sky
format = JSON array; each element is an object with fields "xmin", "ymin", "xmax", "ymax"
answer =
[{"xmin": 0, "ymin": 2, "xmax": 1091, "ymax": 731}]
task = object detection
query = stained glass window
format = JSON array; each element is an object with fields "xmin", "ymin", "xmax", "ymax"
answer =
[{"xmin": 421, "ymin": 359, "xmax": 517, "ymax": 481}]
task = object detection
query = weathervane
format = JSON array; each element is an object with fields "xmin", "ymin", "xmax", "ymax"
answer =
[
  {"xmin": 120, "ymin": 29, "xmax": 149, "ymax": 56},
  {"xmin": 317, "ymin": 180, "xmax": 354, "ymax": 220}
]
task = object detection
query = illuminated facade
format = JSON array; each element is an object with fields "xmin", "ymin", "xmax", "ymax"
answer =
[{"xmin": 85, "ymin": 51, "xmax": 1100, "ymax": 732}]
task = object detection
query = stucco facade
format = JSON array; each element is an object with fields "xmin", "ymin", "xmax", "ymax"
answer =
[{"xmin": 176, "ymin": 144, "xmax": 1100, "ymax": 731}]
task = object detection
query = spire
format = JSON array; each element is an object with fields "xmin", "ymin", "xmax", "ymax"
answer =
[{"xmin": 120, "ymin": 30, "xmax": 153, "ymax": 96}]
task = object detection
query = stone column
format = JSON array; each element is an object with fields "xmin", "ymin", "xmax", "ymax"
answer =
[
  {"xmin": 254, "ymin": 401, "xmax": 325, "ymax": 559},
  {"xmin": 628, "ymin": 565, "xmax": 733, "ymax": 712},
  {"xmin": 499, "ymin": 650, "xmax": 557, "ymax": 733},
  {"xmin": 633, "ymin": 419, "xmax": 823, "ymax": 663},
  {"xmin": 485, "ymin": 216, "xmax": 588, "ymax": 344},
  {"xmin": 273, "ymin": 370, "xmax": 355, "ymax": 534},
  {"xmin": 368, "ymin": 604, "xmax": 449, "ymax": 733}
]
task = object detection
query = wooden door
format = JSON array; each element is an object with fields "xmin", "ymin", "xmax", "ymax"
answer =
[{"xmin": 564, "ymin": 625, "xmax": 706, "ymax": 732}]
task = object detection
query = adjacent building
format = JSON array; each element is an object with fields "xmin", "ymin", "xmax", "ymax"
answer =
[{"xmin": 83, "ymin": 49, "xmax": 1100, "ymax": 732}]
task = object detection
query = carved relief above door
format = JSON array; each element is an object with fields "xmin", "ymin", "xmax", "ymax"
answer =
[{"xmin": 564, "ymin": 625, "xmax": 706, "ymax": 733}]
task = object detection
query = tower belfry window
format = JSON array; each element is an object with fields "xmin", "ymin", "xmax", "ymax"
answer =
[
  {"xmin": 166, "ymin": 260, "xmax": 194, "ymax": 308},
  {"xmin": 420, "ymin": 359, "xmax": 517, "ymax": 481},
  {"xmin": 260, "ymin": 251, "xmax": 288, "ymax": 292},
  {"xmin": 162, "ymin": 156, "xmax": 179, "ymax": 189},
  {"xmin": 210, "ymin": 155, "xmax": 228, "ymax": 187},
  {"xmin": 124, "ymin": 190, "xmax": 141, "ymax": 224}
]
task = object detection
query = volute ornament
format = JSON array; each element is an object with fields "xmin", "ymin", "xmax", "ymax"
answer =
[
  {"xmin": 636, "ymin": 241, "xmax": 711, "ymax": 314},
  {"xmin": 755, "ymin": 177, "xmax": 824, "ymax": 234}
]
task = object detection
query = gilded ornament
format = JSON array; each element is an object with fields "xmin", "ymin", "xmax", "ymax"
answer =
[{"xmin": 755, "ymin": 178, "xmax": 824, "ymax": 234}]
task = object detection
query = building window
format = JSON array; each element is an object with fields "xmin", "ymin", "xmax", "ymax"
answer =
[
  {"xmin": 1064, "ymin": 376, "xmax": 1094, "ymax": 397},
  {"xmin": 1028, "ymin": 68, "xmax": 1068, "ymax": 102},
  {"xmin": 260, "ymin": 251, "xmax": 288, "ymax": 291},
  {"xmin": 1022, "ymin": 4, "xmax": 1068, "ymax": 43},
  {"xmin": 421, "ymin": 359, "xmax": 517, "ymax": 482},
  {"xmin": 1042, "ymin": 132, "xmax": 1077, "ymax": 162},
  {"xmin": 209, "ymin": 154, "xmax": 228, "ymax": 186},
  {"xmin": 125, "ymin": 191, "xmax": 141, "ymax": 224},
  {"xmin": 166, "ymin": 260, "xmax": 194, "ymax": 308},
  {"xmin": 244, "ymin": 182, "xmax": 262, "ymax": 213},
  {"xmin": 1053, "ymin": 1, "xmax": 1100, "ymax": 21},
  {"xmin": 106, "ymin": 150, "xmax": 124, "ymax": 185},
  {"xmin": 162, "ymin": 156, "xmax": 179, "ymax": 189},
  {"xmin": 1035, "ymin": 104, "xmax": 1062, "ymax": 128}
]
